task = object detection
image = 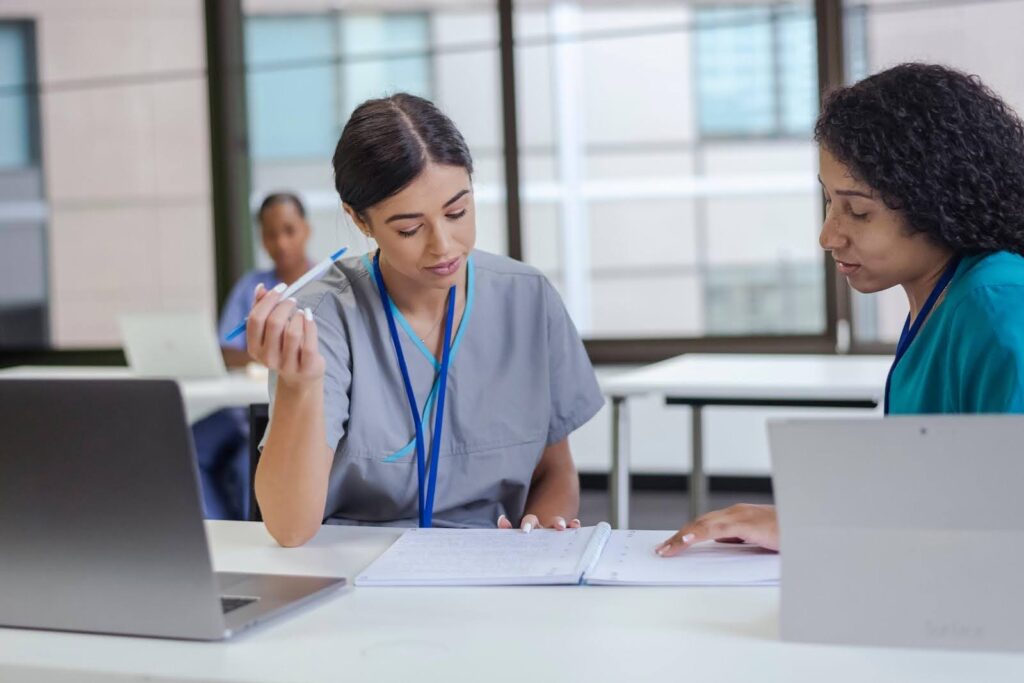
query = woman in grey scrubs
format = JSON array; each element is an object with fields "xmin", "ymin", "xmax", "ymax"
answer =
[{"xmin": 246, "ymin": 94, "xmax": 604, "ymax": 546}]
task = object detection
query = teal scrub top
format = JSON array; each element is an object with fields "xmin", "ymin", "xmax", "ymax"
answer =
[{"xmin": 889, "ymin": 251, "xmax": 1024, "ymax": 414}]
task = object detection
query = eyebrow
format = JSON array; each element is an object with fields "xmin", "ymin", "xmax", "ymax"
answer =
[
  {"xmin": 384, "ymin": 189, "xmax": 471, "ymax": 224},
  {"xmin": 816, "ymin": 175, "xmax": 874, "ymax": 200}
]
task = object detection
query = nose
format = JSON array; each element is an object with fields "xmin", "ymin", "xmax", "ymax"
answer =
[
  {"xmin": 818, "ymin": 209, "xmax": 847, "ymax": 251},
  {"xmin": 427, "ymin": 222, "xmax": 452, "ymax": 256}
]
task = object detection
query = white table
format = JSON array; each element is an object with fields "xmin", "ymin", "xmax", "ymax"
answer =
[
  {"xmin": 0, "ymin": 366, "xmax": 269, "ymax": 423},
  {"xmin": 1, "ymin": 521, "xmax": 1021, "ymax": 683},
  {"xmin": 601, "ymin": 354, "xmax": 893, "ymax": 528}
]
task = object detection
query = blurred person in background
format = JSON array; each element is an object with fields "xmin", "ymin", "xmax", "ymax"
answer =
[{"xmin": 191, "ymin": 193, "xmax": 313, "ymax": 519}]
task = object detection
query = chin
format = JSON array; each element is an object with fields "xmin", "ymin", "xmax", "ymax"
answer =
[{"xmin": 845, "ymin": 274, "xmax": 891, "ymax": 295}]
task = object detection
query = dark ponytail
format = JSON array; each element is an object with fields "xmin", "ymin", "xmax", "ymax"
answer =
[{"xmin": 332, "ymin": 93, "xmax": 473, "ymax": 215}]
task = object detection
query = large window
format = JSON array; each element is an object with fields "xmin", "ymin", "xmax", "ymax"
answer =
[
  {"xmin": 242, "ymin": 2, "xmax": 507, "ymax": 271},
  {"xmin": 0, "ymin": 21, "xmax": 47, "ymax": 348},
  {"xmin": 513, "ymin": 1, "xmax": 823, "ymax": 340},
  {"xmin": 844, "ymin": 0, "xmax": 1024, "ymax": 345}
]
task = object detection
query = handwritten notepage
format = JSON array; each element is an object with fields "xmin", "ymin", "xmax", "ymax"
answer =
[
  {"xmin": 355, "ymin": 525, "xmax": 777, "ymax": 587},
  {"xmin": 585, "ymin": 530, "xmax": 780, "ymax": 586},
  {"xmin": 355, "ymin": 523, "xmax": 611, "ymax": 586}
]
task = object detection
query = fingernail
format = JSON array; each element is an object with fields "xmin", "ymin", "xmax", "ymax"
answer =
[
  {"xmin": 555, "ymin": 518, "xmax": 566, "ymax": 530},
  {"xmin": 287, "ymin": 297, "xmax": 298, "ymax": 306},
  {"xmin": 304, "ymin": 307, "xmax": 313, "ymax": 321},
  {"xmin": 572, "ymin": 519, "xmax": 580, "ymax": 526},
  {"xmin": 497, "ymin": 514, "xmax": 507, "ymax": 525},
  {"xmin": 656, "ymin": 546, "xmax": 667, "ymax": 556},
  {"xmin": 523, "ymin": 522, "xmax": 533, "ymax": 534},
  {"xmin": 254, "ymin": 282, "xmax": 264, "ymax": 295},
  {"xmin": 681, "ymin": 533, "xmax": 695, "ymax": 544},
  {"xmin": 272, "ymin": 283, "xmax": 287, "ymax": 293}
]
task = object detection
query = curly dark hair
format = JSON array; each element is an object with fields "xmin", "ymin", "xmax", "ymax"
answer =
[{"xmin": 815, "ymin": 63, "xmax": 1024, "ymax": 255}]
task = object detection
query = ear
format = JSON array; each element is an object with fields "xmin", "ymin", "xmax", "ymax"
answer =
[{"xmin": 343, "ymin": 203, "xmax": 372, "ymax": 238}]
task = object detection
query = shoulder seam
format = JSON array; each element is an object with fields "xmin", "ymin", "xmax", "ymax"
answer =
[{"xmin": 947, "ymin": 282, "xmax": 1024, "ymax": 320}]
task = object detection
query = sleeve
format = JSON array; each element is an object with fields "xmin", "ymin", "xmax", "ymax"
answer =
[
  {"xmin": 218, "ymin": 273, "xmax": 255, "ymax": 350},
  {"xmin": 542, "ymin": 278, "xmax": 605, "ymax": 445},
  {"xmin": 954, "ymin": 286, "xmax": 1024, "ymax": 413},
  {"xmin": 260, "ymin": 290, "xmax": 353, "ymax": 453}
]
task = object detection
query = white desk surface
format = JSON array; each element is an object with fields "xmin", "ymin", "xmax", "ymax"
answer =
[
  {"xmin": 1, "ymin": 521, "xmax": 1021, "ymax": 683},
  {"xmin": 0, "ymin": 366, "xmax": 269, "ymax": 423},
  {"xmin": 602, "ymin": 354, "xmax": 893, "ymax": 402}
]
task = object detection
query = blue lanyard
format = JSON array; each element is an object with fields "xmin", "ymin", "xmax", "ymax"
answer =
[
  {"xmin": 371, "ymin": 250, "xmax": 456, "ymax": 527},
  {"xmin": 883, "ymin": 256, "xmax": 961, "ymax": 414}
]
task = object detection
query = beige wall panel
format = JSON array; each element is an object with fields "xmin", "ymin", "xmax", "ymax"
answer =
[{"xmin": 42, "ymin": 85, "xmax": 157, "ymax": 202}]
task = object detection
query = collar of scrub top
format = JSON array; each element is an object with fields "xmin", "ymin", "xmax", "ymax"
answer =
[
  {"xmin": 371, "ymin": 249, "xmax": 456, "ymax": 528},
  {"xmin": 360, "ymin": 253, "xmax": 476, "ymax": 464},
  {"xmin": 883, "ymin": 255, "xmax": 963, "ymax": 414}
]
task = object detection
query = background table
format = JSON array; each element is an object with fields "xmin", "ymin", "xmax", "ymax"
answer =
[
  {"xmin": 1, "ymin": 521, "xmax": 1020, "ymax": 683},
  {"xmin": 0, "ymin": 365, "xmax": 269, "ymax": 423},
  {"xmin": 601, "ymin": 354, "xmax": 893, "ymax": 528}
]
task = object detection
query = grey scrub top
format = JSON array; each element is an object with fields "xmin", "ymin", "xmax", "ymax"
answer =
[{"xmin": 264, "ymin": 249, "xmax": 604, "ymax": 528}]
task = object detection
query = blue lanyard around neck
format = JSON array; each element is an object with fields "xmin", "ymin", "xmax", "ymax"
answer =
[
  {"xmin": 371, "ymin": 250, "xmax": 455, "ymax": 527},
  {"xmin": 883, "ymin": 256, "xmax": 962, "ymax": 414}
]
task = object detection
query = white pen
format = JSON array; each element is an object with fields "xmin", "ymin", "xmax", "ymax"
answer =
[{"xmin": 224, "ymin": 246, "xmax": 347, "ymax": 341}]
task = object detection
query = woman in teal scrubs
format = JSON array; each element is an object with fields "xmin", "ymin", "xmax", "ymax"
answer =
[{"xmin": 658, "ymin": 62, "xmax": 1024, "ymax": 556}]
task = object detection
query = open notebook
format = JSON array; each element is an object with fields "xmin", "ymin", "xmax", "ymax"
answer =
[{"xmin": 355, "ymin": 523, "xmax": 779, "ymax": 587}]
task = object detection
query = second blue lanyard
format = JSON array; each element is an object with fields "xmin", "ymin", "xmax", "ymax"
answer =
[
  {"xmin": 883, "ymin": 256, "xmax": 961, "ymax": 414},
  {"xmin": 372, "ymin": 250, "xmax": 455, "ymax": 528}
]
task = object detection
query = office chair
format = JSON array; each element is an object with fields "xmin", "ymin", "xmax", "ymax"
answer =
[{"xmin": 247, "ymin": 403, "xmax": 269, "ymax": 522}]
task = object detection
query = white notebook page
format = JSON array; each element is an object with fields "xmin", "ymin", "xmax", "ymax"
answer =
[
  {"xmin": 584, "ymin": 530, "xmax": 780, "ymax": 586},
  {"xmin": 356, "ymin": 523, "xmax": 611, "ymax": 586}
]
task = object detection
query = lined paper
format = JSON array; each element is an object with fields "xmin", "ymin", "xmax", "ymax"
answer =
[
  {"xmin": 356, "ymin": 523, "xmax": 611, "ymax": 586},
  {"xmin": 584, "ymin": 530, "xmax": 779, "ymax": 586}
]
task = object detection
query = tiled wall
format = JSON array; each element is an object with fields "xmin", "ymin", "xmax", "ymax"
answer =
[{"xmin": 1, "ymin": 0, "xmax": 216, "ymax": 347}]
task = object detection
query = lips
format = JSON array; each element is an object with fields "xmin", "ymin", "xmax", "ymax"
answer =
[
  {"xmin": 834, "ymin": 258, "xmax": 861, "ymax": 275},
  {"xmin": 426, "ymin": 256, "xmax": 461, "ymax": 277}
]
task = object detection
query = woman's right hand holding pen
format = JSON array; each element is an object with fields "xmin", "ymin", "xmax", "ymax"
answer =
[{"xmin": 246, "ymin": 283, "xmax": 325, "ymax": 386}]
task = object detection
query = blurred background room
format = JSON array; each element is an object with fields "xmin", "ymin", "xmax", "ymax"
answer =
[{"xmin": 2, "ymin": 0, "xmax": 1022, "ymax": 523}]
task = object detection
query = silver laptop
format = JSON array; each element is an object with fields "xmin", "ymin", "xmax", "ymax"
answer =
[
  {"xmin": 769, "ymin": 415, "xmax": 1024, "ymax": 652},
  {"xmin": 0, "ymin": 379, "xmax": 345, "ymax": 640},
  {"xmin": 119, "ymin": 312, "xmax": 227, "ymax": 379}
]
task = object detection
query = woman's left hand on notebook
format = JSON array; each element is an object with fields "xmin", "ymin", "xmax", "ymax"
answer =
[
  {"xmin": 497, "ymin": 513, "xmax": 582, "ymax": 533},
  {"xmin": 655, "ymin": 504, "xmax": 780, "ymax": 557}
]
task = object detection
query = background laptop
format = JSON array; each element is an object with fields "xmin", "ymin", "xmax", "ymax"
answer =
[
  {"xmin": 769, "ymin": 415, "xmax": 1024, "ymax": 652},
  {"xmin": 0, "ymin": 379, "xmax": 345, "ymax": 640},
  {"xmin": 119, "ymin": 312, "xmax": 227, "ymax": 379}
]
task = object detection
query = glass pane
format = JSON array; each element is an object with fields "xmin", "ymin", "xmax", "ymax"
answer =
[
  {"xmin": 696, "ymin": 7, "xmax": 775, "ymax": 137},
  {"xmin": 515, "ymin": 1, "xmax": 823, "ymax": 339},
  {"xmin": 339, "ymin": 14, "xmax": 431, "ymax": 119},
  {"xmin": 0, "ymin": 23, "xmax": 32, "ymax": 169},
  {"xmin": 778, "ymin": 8, "xmax": 817, "ymax": 134},
  {"xmin": 845, "ymin": 0, "xmax": 1024, "ymax": 344},
  {"xmin": 245, "ymin": 16, "xmax": 336, "ymax": 160}
]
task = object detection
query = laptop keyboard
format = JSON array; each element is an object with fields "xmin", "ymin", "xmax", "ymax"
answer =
[{"xmin": 220, "ymin": 596, "xmax": 259, "ymax": 614}]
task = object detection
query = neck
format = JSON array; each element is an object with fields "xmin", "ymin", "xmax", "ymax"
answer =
[
  {"xmin": 902, "ymin": 252, "xmax": 955, "ymax": 322},
  {"xmin": 275, "ymin": 259, "xmax": 311, "ymax": 286},
  {"xmin": 378, "ymin": 253, "xmax": 458, "ymax": 318}
]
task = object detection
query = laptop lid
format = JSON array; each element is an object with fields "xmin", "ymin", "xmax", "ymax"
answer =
[
  {"xmin": 769, "ymin": 415, "xmax": 1024, "ymax": 652},
  {"xmin": 119, "ymin": 312, "xmax": 227, "ymax": 379},
  {"xmin": 0, "ymin": 379, "xmax": 228, "ymax": 640}
]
